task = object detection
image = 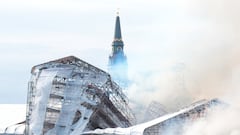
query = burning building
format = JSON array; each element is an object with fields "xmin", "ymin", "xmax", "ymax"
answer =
[
  {"xmin": 0, "ymin": 13, "xmax": 228, "ymax": 135},
  {"xmin": 1, "ymin": 13, "xmax": 134, "ymax": 135},
  {"xmin": 25, "ymin": 56, "xmax": 136, "ymax": 135},
  {"xmin": 142, "ymin": 99, "xmax": 224, "ymax": 135},
  {"xmin": 82, "ymin": 98, "xmax": 225, "ymax": 135},
  {"xmin": 23, "ymin": 14, "xmax": 136, "ymax": 134}
]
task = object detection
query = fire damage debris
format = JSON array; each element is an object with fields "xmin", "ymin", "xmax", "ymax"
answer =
[
  {"xmin": 81, "ymin": 98, "xmax": 225, "ymax": 135},
  {"xmin": 143, "ymin": 101, "xmax": 168, "ymax": 123},
  {"xmin": 25, "ymin": 56, "xmax": 136, "ymax": 135},
  {"xmin": 0, "ymin": 56, "xmax": 226, "ymax": 135}
]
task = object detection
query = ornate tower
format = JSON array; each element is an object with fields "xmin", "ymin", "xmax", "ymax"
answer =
[{"xmin": 108, "ymin": 13, "xmax": 128, "ymax": 87}]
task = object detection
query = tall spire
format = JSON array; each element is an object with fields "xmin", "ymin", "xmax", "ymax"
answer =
[
  {"xmin": 114, "ymin": 13, "xmax": 122, "ymax": 41},
  {"xmin": 109, "ymin": 12, "xmax": 128, "ymax": 88}
]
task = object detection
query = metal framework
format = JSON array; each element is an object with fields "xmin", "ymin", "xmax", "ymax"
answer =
[
  {"xmin": 143, "ymin": 99, "xmax": 223, "ymax": 135},
  {"xmin": 25, "ymin": 56, "xmax": 135, "ymax": 135}
]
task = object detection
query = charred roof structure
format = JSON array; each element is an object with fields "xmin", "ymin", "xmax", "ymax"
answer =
[
  {"xmin": 82, "ymin": 99, "xmax": 225, "ymax": 135},
  {"xmin": 143, "ymin": 99, "xmax": 224, "ymax": 135},
  {"xmin": 25, "ymin": 56, "xmax": 136, "ymax": 135}
]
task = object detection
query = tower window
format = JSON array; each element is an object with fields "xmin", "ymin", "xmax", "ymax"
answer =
[{"xmin": 117, "ymin": 46, "xmax": 122, "ymax": 52}]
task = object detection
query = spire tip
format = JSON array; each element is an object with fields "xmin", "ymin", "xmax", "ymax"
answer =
[{"xmin": 116, "ymin": 8, "xmax": 120, "ymax": 16}]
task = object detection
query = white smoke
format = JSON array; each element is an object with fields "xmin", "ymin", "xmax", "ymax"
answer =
[
  {"xmin": 124, "ymin": 0, "xmax": 240, "ymax": 132},
  {"xmin": 183, "ymin": 106, "xmax": 240, "ymax": 135}
]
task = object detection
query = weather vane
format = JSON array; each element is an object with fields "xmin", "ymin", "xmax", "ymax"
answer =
[{"xmin": 117, "ymin": 8, "xmax": 120, "ymax": 16}]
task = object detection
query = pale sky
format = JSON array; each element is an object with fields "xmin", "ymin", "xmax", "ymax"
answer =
[{"xmin": 0, "ymin": 0, "xmax": 239, "ymax": 104}]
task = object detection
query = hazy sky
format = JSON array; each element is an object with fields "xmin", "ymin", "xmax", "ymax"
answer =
[
  {"xmin": 0, "ymin": 0, "xmax": 179, "ymax": 103},
  {"xmin": 0, "ymin": 0, "xmax": 239, "ymax": 104}
]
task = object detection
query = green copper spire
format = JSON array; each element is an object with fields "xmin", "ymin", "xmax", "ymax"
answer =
[
  {"xmin": 109, "ymin": 12, "xmax": 128, "ymax": 88},
  {"xmin": 114, "ymin": 14, "xmax": 122, "ymax": 41},
  {"xmin": 112, "ymin": 13, "xmax": 124, "ymax": 51}
]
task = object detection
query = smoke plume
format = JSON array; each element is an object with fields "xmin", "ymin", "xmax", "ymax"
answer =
[
  {"xmin": 183, "ymin": 106, "xmax": 240, "ymax": 135},
  {"xmin": 125, "ymin": 0, "xmax": 240, "ymax": 133}
]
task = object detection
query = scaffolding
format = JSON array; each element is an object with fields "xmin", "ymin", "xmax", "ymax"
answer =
[
  {"xmin": 25, "ymin": 56, "xmax": 136, "ymax": 135},
  {"xmin": 143, "ymin": 99, "xmax": 223, "ymax": 135}
]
